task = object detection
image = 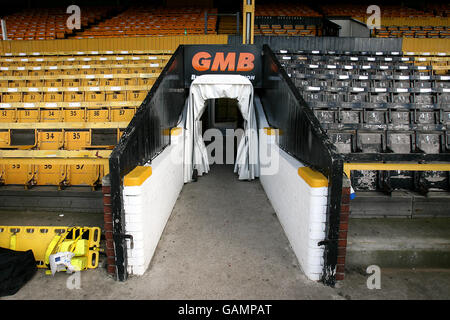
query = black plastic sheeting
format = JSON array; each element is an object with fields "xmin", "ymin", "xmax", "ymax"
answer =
[
  {"xmin": 109, "ymin": 46, "xmax": 187, "ymax": 281},
  {"xmin": 260, "ymin": 44, "xmax": 343, "ymax": 286},
  {"xmin": 229, "ymin": 36, "xmax": 403, "ymax": 53}
]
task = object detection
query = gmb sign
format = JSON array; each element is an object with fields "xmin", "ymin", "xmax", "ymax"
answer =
[{"xmin": 184, "ymin": 45, "xmax": 262, "ymax": 87}]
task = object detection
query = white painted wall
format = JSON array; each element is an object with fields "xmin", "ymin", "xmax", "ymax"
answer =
[
  {"xmin": 330, "ymin": 19, "xmax": 370, "ymax": 37},
  {"xmin": 122, "ymin": 129, "xmax": 184, "ymax": 275},
  {"xmin": 255, "ymin": 97, "xmax": 328, "ymax": 281}
]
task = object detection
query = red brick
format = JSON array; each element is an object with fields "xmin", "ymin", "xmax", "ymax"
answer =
[
  {"xmin": 104, "ymin": 213, "xmax": 113, "ymax": 223},
  {"xmin": 336, "ymin": 273, "xmax": 345, "ymax": 281},
  {"xmin": 340, "ymin": 212, "xmax": 349, "ymax": 222},
  {"xmin": 106, "ymin": 239, "xmax": 114, "ymax": 250},
  {"xmin": 338, "ymin": 239, "xmax": 347, "ymax": 247},
  {"xmin": 337, "ymin": 256, "xmax": 346, "ymax": 265},
  {"xmin": 339, "ymin": 230, "xmax": 348, "ymax": 240},
  {"xmin": 341, "ymin": 204, "xmax": 350, "ymax": 213},
  {"xmin": 339, "ymin": 222, "xmax": 348, "ymax": 231},
  {"xmin": 104, "ymin": 222, "xmax": 113, "ymax": 232},
  {"xmin": 106, "ymin": 248, "xmax": 115, "ymax": 258},
  {"xmin": 103, "ymin": 196, "xmax": 111, "ymax": 205},
  {"xmin": 102, "ymin": 186, "xmax": 111, "ymax": 194},
  {"xmin": 103, "ymin": 204, "xmax": 112, "ymax": 214},
  {"xmin": 107, "ymin": 257, "xmax": 116, "ymax": 266},
  {"xmin": 336, "ymin": 264, "xmax": 345, "ymax": 274},
  {"xmin": 342, "ymin": 188, "xmax": 350, "ymax": 196},
  {"xmin": 338, "ymin": 247, "xmax": 347, "ymax": 256},
  {"xmin": 105, "ymin": 230, "xmax": 113, "ymax": 240},
  {"xmin": 107, "ymin": 265, "xmax": 116, "ymax": 275},
  {"xmin": 341, "ymin": 193, "xmax": 350, "ymax": 204}
]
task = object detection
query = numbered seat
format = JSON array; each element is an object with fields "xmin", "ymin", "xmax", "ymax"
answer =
[
  {"xmin": 127, "ymin": 91, "xmax": 147, "ymax": 102},
  {"xmin": 41, "ymin": 108, "xmax": 62, "ymax": 122},
  {"xmin": 17, "ymin": 109, "xmax": 39, "ymax": 123},
  {"xmin": 37, "ymin": 131, "xmax": 64, "ymax": 150},
  {"xmin": 2, "ymin": 92, "xmax": 23, "ymax": 103},
  {"xmin": 44, "ymin": 92, "xmax": 64, "ymax": 103},
  {"xmin": 85, "ymin": 92, "xmax": 105, "ymax": 103},
  {"xmin": 87, "ymin": 108, "xmax": 109, "ymax": 122},
  {"xmin": 64, "ymin": 92, "xmax": 84, "ymax": 102},
  {"xmin": 111, "ymin": 107, "xmax": 135, "ymax": 122},
  {"xmin": 106, "ymin": 91, "xmax": 126, "ymax": 102},
  {"xmin": 64, "ymin": 130, "xmax": 91, "ymax": 150},
  {"xmin": 2, "ymin": 163, "xmax": 34, "ymax": 186},
  {"xmin": 23, "ymin": 92, "xmax": 43, "ymax": 103},
  {"xmin": 67, "ymin": 164, "xmax": 101, "ymax": 186},
  {"xmin": 0, "ymin": 109, "xmax": 17, "ymax": 122},
  {"xmin": 34, "ymin": 164, "xmax": 67, "ymax": 186},
  {"xmin": 63, "ymin": 108, "xmax": 85, "ymax": 122}
]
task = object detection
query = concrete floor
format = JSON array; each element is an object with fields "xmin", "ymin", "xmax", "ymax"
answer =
[{"xmin": 1, "ymin": 165, "xmax": 450, "ymax": 299}]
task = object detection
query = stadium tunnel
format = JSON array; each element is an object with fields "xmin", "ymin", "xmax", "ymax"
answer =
[
  {"xmin": 106, "ymin": 41, "xmax": 450, "ymax": 286},
  {"xmin": 107, "ymin": 44, "xmax": 349, "ymax": 285}
]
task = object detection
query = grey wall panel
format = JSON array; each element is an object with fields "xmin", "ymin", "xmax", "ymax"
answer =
[{"xmin": 228, "ymin": 35, "xmax": 402, "ymax": 52}]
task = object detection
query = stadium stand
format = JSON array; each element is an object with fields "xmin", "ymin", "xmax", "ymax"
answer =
[
  {"xmin": 277, "ymin": 48, "xmax": 450, "ymax": 193},
  {"xmin": 253, "ymin": 4, "xmax": 331, "ymax": 36},
  {"xmin": 0, "ymin": 49, "xmax": 171, "ymax": 188},
  {"xmin": 75, "ymin": 6, "xmax": 218, "ymax": 38},
  {"xmin": 321, "ymin": 3, "xmax": 450, "ymax": 38},
  {"xmin": 0, "ymin": 7, "xmax": 115, "ymax": 40}
]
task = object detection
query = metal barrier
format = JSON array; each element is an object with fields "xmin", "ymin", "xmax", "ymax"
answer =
[
  {"xmin": 109, "ymin": 46, "xmax": 186, "ymax": 281},
  {"xmin": 260, "ymin": 44, "xmax": 344, "ymax": 285}
]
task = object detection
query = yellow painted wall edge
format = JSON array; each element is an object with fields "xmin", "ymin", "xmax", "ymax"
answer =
[
  {"xmin": 298, "ymin": 167, "xmax": 328, "ymax": 188},
  {"xmin": 123, "ymin": 166, "xmax": 152, "ymax": 187}
]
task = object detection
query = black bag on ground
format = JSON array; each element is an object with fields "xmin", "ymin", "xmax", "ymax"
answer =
[{"xmin": 0, "ymin": 247, "xmax": 37, "ymax": 297}]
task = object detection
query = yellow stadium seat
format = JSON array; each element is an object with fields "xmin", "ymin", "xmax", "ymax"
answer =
[
  {"xmin": 106, "ymin": 91, "xmax": 126, "ymax": 102},
  {"xmin": 63, "ymin": 79, "xmax": 81, "ymax": 87},
  {"xmin": 2, "ymin": 163, "xmax": 34, "ymax": 186},
  {"xmin": 67, "ymin": 164, "xmax": 101, "ymax": 186},
  {"xmin": 27, "ymin": 80, "xmax": 45, "ymax": 88},
  {"xmin": 23, "ymin": 92, "xmax": 43, "ymax": 103},
  {"xmin": 63, "ymin": 108, "xmax": 85, "ymax": 122},
  {"xmin": 111, "ymin": 107, "xmax": 135, "ymax": 122},
  {"xmin": 0, "ymin": 109, "xmax": 16, "ymax": 122},
  {"xmin": 127, "ymin": 91, "xmax": 147, "ymax": 102},
  {"xmin": 29, "ymin": 70, "xmax": 46, "ymax": 77},
  {"xmin": 85, "ymin": 92, "xmax": 105, "ymax": 102},
  {"xmin": 34, "ymin": 164, "xmax": 67, "ymax": 186},
  {"xmin": 7, "ymin": 81, "xmax": 23, "ymax": 88},
  {"xmin": 101, "ymin": 78, "xmax": 121, "ymax": 86},
  {"xmin": 121, "ymin": 78, "xmax": 138, "ymax": 86},
  {"xmin": 64, "ymin": 92, "xmax": 84, "ymax": 102},
  {"xmin": 0, "ymin": 130, "xmax": 10, "ymax": 148},
  {"xmin": 41, "ymin": 108, "xmax": 62, "ymax": 122},
  {"xmin": 17, "ymin": 109, "xmax": 39, "ymax": 123},
  {"xmin": 137, "ymin": 78, "xmax": 154, "ymax": 86},
  {"xmin": 87, "ymin": 109, "xmax": 109, "ymax": 122},
  {"xmin": 2, "ymin": 93, "xmax": 23, "ymax": 103},
  {"xmin": 44, "ymin": 92, "xmax": 63, "ymax": 103},
  {"xmin": 45, "ymin": 80, "xmax": 63, "ymax": 88},
  {"xmin": 64, "ymin": 130, "xmax": 90, "ymax": 150},
  {"xmin": 82, "ymin": 79, "xmax": 101, "ymax": 87},
  {"xmin": 37, "ymin": 131, "xmax": 64, "ymax": 150}
]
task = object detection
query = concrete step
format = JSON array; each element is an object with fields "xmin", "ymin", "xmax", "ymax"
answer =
[
  {"xmin": 0, "ymin": 186, "xmax": 103, "ymax": 213},
  {"xmin": 346, "ymin": 218, "xmax": 450, "ymax": 269},
  {"xmin": 350, "ymin": 191, "xmax": 450, "ymax": 218}
]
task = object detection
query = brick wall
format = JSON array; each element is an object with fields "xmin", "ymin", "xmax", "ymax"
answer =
[
  {"xmin": 336, "ymin": 176, "xmax": 351, "ymax": 281},
  {"xmin": 102, "ymin": 174, "xmax": 116, "ymax": 277}
]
